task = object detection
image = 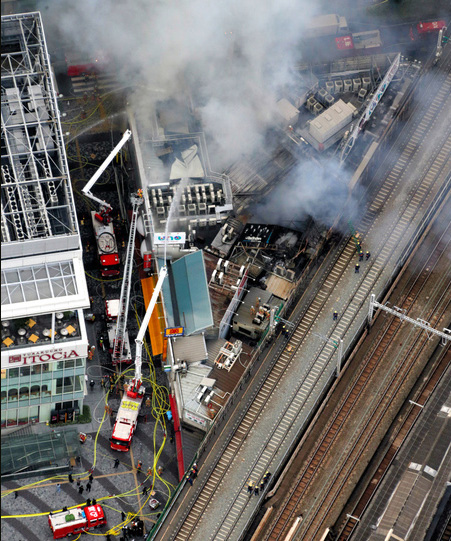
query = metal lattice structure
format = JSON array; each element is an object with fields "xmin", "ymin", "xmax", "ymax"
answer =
[{"xmin": 1, "ymin": 13, "xmax": 78, "ymax": 257}]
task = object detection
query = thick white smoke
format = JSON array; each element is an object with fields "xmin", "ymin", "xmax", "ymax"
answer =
[
  {"xmin": 44, "ymin": 0, "xmax": 319, "ymax": 166},
  {"xmin": 251, "ymin": 157, "xmax": 362, "ymax": 228}
]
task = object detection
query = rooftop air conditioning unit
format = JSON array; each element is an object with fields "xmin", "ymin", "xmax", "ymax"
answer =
[
  {"xmin": 325, "ymin": 94, "xmax": 335, "ymax": 107},
  {"xmin": 212, "ymin": 269, "xmax": 217, "ymax": 283},
  {"xmin": 275, "ymin": 265, "xmax": 287, "ymax": 277},
  {"xmin": 353, "ymin": 78, "xmax": 361, "ymax": 92},
  {"xmin": 239, "ymin": 265, "xmax": 245, "ymax": 278},
  {"xmin": 218, "ymin": 272, "xmax": 224, "ymax": 285},
  {"xmin": 197, "ymin": 385, "xmax": 208, "ymax": 403},
  {"xmin": 325, "ymin": 81, "xmax": 334, "ymax": 94},
  {"xmin": 362, "ymin": 77, "xmax": 371, "ymax": 90},
  {"xmin": 343, "ymin": 79, "xmax": 352, "ymax": 92},
  {"xmin": 216, "ymin": 258, "xmax": 223, "ymax": 271},
  {"xmin": 313, "ymin": 103, "xmax": 324, "ymax": 116},
  {"xmin": 223, "ymin": 261, "xmax": 230, "ymax": 273},
  {"xmin": 204, "ymin": 390, "xmax": 215, "ymax": 405},
  {"xmin": 232, "ymin": 340, "xmax": 242, "ymax": 354},
  {"xmin": 286, "ymin": 269, "xmax": 296, "ymax": 281},
  {"xmin": 307, "ymin": 96, "xmax": 317, "ymax": 112},
  {"xmin": 335, "ymin": 80, "xmax": 343, "ymax": 94}
]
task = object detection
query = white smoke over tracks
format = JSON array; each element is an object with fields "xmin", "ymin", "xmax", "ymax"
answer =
[{"xmin": 252, "ymin": 158, "xmax": 362, "ymax": 228}]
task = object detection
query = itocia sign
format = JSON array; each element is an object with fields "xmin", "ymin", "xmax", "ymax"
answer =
[{"xmin": 8, "ymin": 348, "xmax": 84, "ymax": 366}]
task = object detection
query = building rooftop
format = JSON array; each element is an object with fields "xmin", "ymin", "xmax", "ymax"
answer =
[
  {"xmin": 1, "ymin": 12, "xmax": 80, "ymax": 258},
  {"xmin": 308, "ymin": 99, "xmax": 356, "ymax": 144},
  {"xmin": 172, "ymin": 334, "xmax": 208, "ymax": 364}
]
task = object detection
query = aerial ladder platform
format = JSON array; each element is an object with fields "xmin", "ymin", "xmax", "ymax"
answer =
[{"xmin": 111, "ymin": 190, "xmax": 143, "ymax": 365}]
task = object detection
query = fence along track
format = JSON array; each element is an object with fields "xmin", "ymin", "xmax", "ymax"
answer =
[
  {"xmin": 300, "ymin": 288, "xmax": 450, "ymax": 541},
  {"xmin": 171, "ymin": 240, "xmax": 358, "ymax": 541},
  {"xmin": 158, "ymin": 52, "xmax": 451, "ymax": 541},
  {"xmin": 173, "ymin": 152, "xmax": 449, "ymax": 540},
  {"xmin": 337, "ymin": 350, "xmax": 451, "ymax": 541},
  {"xmin": 264, "ymin": 223, "xmax": 451, "ymax": 540},
  {"xmin": 295, "ymin": 263, "xmax": 451, "ymax": 540}
]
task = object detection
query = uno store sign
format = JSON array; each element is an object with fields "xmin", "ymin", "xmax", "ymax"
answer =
[
  {"xmin": 7, "ymin": 346, "xmax": 85, "ymax": 366},
  {"xmin": 154, "ymin": 232, "xmax": 186, "ymax": 245}
]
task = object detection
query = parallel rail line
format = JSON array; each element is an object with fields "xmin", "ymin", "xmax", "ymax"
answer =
[
  {"xmin": 153, "ymin": 43, "xmax": 451, "ymax": 541},
  {"xmin": 265, "ymin": 223, "xmax": 450, "ymax": 540}
]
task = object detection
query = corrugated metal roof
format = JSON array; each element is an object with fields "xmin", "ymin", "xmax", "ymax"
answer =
[{"xmin": 172, "ymin": 334, "xmax": 208, "ymax": 363}]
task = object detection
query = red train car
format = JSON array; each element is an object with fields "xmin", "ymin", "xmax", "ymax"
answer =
[{"xmin": 417, "ymin": 21, "xmax": 446, "ymax": 35}]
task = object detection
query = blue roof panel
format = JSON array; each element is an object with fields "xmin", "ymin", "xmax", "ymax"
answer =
[{"xmin": 171, "ymin": 251, "xmax": 213, "ymax": 335}]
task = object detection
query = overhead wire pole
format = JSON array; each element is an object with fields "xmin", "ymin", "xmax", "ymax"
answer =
[{"xmin": 368, "ymin": 294, "xmax": 451, "ymax": 344}]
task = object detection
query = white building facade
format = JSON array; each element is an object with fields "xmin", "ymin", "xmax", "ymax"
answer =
[{"xmin": 1, "ymin": 13, "xmax": 89, "ymax": 429}]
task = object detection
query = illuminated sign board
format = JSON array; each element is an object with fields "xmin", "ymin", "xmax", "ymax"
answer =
[
  {"xmin": 154, "ymin": 233, "xmax": 186, "ymax": 245},
  {"xmin": 164, "ymin": 327, "xmax": 185, "ymax": 338}
]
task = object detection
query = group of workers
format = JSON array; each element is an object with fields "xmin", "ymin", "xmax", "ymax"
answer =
[
  {"xmin": 186, "ymin": 463, "xmax": 199, "ymax": 486},
  {"xmin": 248, "ymin": 471, "xmax": 271, "ymax": 496},
  {"xmin": 333, "ymin": 241, "xmax": 371, "ymax": 322}
]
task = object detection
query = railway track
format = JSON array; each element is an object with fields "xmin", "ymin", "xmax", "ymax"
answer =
[
  {"xmin": 264, "ymin": 221, "xmax": 451, "ymax": 540},
  {"xmin": 153, "ymin": 44, "xmax": 451, "ymax": 541},
  {"xmin": 337, "ymin": 350, "xmax": 451, "ymax": 541}
]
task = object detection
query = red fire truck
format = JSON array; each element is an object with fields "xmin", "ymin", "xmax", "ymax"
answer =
[
  {"xmin": 65, "ymin": 50, "xmax": 108, "ymax": 77},
  {"xmin": 110, "ymin": 379, "xmax": 145, "ymax": 451},
  {"xmin": 48, "ymin": 504, "xmax": 106, "ymax": 539},
  {"xmin": 91, "ymin": 211, "xmax": 121, "ymax": 277}
]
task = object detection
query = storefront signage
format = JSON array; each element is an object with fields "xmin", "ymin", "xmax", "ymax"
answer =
[
  {"xmin": 185, "ymin": 411, "xmax": 207, "ymax": 427},
  {"xmin": 153, "ymin": 233, "xmax": 186, "ymax": 245},
  {"xmin": 164, "ymin": 327, "xmax": 184, "ymax": 338},
  {"xmin": 7, "ymin": 346, "xmax": 86, "ymax": 366}
]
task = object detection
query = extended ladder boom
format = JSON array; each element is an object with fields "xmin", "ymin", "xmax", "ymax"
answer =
[
  {"xmin": 112, "ymin": 193, "xmax": 143, "ymax": 365},
  {"xmin": 134, "ymin": 266, "xmax": 168, "ymax": 381},
  {"xmin": 82, "ymin": 129, "xmax": 132, "ymax": 210}
]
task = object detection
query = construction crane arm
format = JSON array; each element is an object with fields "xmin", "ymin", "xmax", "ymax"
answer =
[
  {"xmin": 82, "ymin": 129, "xmax": 132, "ymax": 210},
  {"xmin": 134, "ymin": 265, "xmax": 168, "ymax": 381}
]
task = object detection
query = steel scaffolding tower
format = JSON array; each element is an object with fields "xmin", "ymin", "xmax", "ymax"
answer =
[{"xmin": 1, "ymin": 12, "xmax": 78, "ymax": 256}]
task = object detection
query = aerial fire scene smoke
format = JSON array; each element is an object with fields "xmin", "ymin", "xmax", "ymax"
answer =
[{"xmin": 1, "ymin": 1, "xmax": 450, "ymax": 541}]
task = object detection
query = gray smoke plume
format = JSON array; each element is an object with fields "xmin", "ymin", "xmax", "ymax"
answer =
[
  {"xmin": 251, "ymin": 157, "xmax": 363, "ymax": 229},
  {"xmin": 44, "ymin": 0, "xmax": 320, "ymax": 166}
]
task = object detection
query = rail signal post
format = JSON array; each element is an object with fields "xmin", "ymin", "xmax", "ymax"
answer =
[{"xmin": 312, "ymin": 332, "xmax": 344, "ymax": 376}]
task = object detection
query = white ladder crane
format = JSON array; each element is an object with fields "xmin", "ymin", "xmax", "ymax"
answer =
[
  {"xmin": 82, "ymin": 129, "xmax": 132, "ymax": 219},
  {"xmin": 111, "ymin": 190, "xmax": 144, "ymax": 365}
]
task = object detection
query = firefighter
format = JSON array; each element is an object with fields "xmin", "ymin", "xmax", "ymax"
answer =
[
  {"xmin": 359, "ymin": 251, "xmax": 364, "ymax": 262},
  {"xmin": 99, "ymin": 336, "xmax": 105, "ymax": 351},
  {"xmin": 333, "ymin": 311, "xmax": 338, "ymax": 321},
  {"xmin": 247, "ymin": 481, "xmax": 254, "ymax": 494},
  {"xmin": 366, "ymin": 250, "xmax": 371, "ymax": 260},
  {"xmin": 263, "ymin": 471, "xmax": 271, "ymax": 483},
  {"xmin": 136, "ymin": 460, "xmax": 143, "ymax": 473},
  {"xmin": 355, "ymin": 264, "xmax": 360, "ymax": 273},
  {"xmin": 89, "ymin": 379, "xmax": 95, "ymax": 390},
  {"xmin": 147, "ymin": 467, "xmax": 153, "ymax": 477}
]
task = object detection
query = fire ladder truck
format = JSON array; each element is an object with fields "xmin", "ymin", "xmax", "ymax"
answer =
[
  {"xmin": 110, "ymin": 264, "xmax": 168, "ymax": 451},
  {"xmin": 111, "ymin": 191, "xmax": 143, "ymax": 365},
  {"xmin": 82, "ymin": 130, "xmax": 132, "ymax": 276}
]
